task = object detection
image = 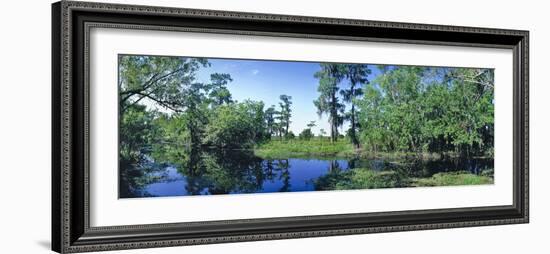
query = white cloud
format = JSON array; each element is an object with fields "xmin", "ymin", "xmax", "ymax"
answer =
[{"xmin": 251, "ymin": 69, "xmax": 259, "ymax": 75}]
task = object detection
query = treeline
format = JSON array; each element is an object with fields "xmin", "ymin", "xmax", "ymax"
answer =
[
  {"xmin": 119, "ymin": 55, "xmax": 294, "ymax": 162},
  {"xmin": 119, "ymin": 55, "xmax": 494, "ymax": 163},
  {"xmin": 315, "ymin": 64, "xmax": 494, "ymax": 157}
]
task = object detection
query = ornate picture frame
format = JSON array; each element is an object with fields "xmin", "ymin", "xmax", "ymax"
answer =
[{"xmin": 52, "ymin": 1, "xmax": 529, "ymax": 253}]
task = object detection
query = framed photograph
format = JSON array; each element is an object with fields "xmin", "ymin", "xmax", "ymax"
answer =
[{"xmin": 52, "ymin": 1, "xmax": 529, "ymax": 253}]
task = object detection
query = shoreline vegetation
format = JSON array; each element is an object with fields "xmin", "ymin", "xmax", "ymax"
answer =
[
  {"xmin": 253, "ymin": 138, "xmax": 490, "ymax": 161},
  {"xmin": 253, "ymin": 138, "xmax": 493, "ymax": 187},
  {"xmin": 315, "ymin": 168, "xmax": 493, "ymax": 191},
  {"xmin": 119, "ymin": 55, "xmax": 495, "ymax": 196}
]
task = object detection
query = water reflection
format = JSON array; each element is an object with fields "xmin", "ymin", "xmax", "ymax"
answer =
[{"xmin": 119, "ymin": 149, "xmax": 493, "ymax": 198}]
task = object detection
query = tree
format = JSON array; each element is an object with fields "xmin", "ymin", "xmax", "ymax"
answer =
[
  {"xmin": 204, "ymin": 101, "xmax": 266, "ymax": 148},
  {"xmin": 285, "ymin": 131, "xmax": 296, "ymax": 139},
  {"xmin": 355, "ymin": 65, "xmax": 494, "ymax": 157},
  {"xmin": 358, "ymin": 66, "xmax": 425, "ymax": 152},
  {"xmin": 181, "ymin": 82, "xmax": 210, "ymax": 148},
  {"xmin": 273, "ymin": 110, "xmax": 284, "ymax": 138},
  {"xmin": 341, "ymin": 64, "xmax": 371, "ymax": 148},
  {"xmin": 442, "ymin": 68, "xmax": 494, "ymax": 156},
  {"xmin": 278, "ymin": 95, "xmax": 293, "ymax": 137},
  {"xmin": 299, "ymin": 121, "xmax": 316, "ymax": 140},
  {"xmin": 319, "ymin": 129, "xmax": 327, "ymax": 140},
  {"xmin": 357, "ymin": 83, "xmax": 386, "ymax": 152},
  {"xmin": 119, "ymin": 104, "xmax": 157, "ymax": 162},
  {"xmin": 208, "ymin": 73, "xmax": 233, "ymax": 106},
  {"xmin": 264, "ymin": 105, "xmax": 277, "ymax": 138},
  {"xmin": 299, "ymin": 128, "xmax": 314, "ymax": 140},
  {"xmin": 242, "ymin": 100, "xmax": 267, "ymax": 143},
  {"xmin": 313, "ymin": 64, "xmax": 346, "ymax": 142},
  {"xmin": 118, "ymin": 55, "xmax": 208, "ymax": 114}
]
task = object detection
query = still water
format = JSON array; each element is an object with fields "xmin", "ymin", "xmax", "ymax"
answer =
[{"xmin": 119, "ymin": 150, "xmax": 492, "ymax": 198}]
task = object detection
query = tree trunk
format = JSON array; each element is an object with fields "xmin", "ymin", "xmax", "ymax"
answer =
[
  {"xmin": 349, "ymin": 81, "xmax": 360, "ymax": 149},
  {"xmin": 350, "ymin": 103, "xmax": 359, "ymax": 148},
  {"xmin": 330, "ymin": 91, "xmax": 337, "ymax": 143},
  {"xmin": 285, "ymin": 120, "xmax": 289, "ymax": 136},
  {"xmin": 331, "ymin": 122, "xmax": 336, "ymax": 143}
]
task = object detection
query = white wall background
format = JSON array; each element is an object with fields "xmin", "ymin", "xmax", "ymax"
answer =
[{"xmin": 0, "ymin": 0, "xmax": 546, "ymax": 253}]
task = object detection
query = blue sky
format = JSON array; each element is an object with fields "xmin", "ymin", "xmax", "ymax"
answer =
[{"xmin": 195, "ymin": 58, "xmax": 382, "ymax": 136}]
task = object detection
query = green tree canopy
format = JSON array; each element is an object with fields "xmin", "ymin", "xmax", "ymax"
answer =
[
  {"xmin": 313, "ymin": 64, "xmax": 346, "ymax": 142},
  {"xmin": 118, "ymin": 55, "xmax": 208, "ymax": 114}
]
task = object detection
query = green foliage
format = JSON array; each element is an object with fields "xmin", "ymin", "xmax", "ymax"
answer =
[
  {"xmin": 254, "ymin": 139, "xmax": 354, "ymax": 159},
  {"xmin": 264, "ymin": 105, "xmax": 277, "ymax": 137},
  {"xmin": 341, "ymin": 64, "xmax": 371, "ymax": 147},
  {"xmin": 119, "ymin": 104, "xmax": 157, "ymax": 161},
  {"xmin": 204, "ymin": 100, "xmax": 267, "ymax": 148},
  {"xmin": 315, "ymin": 168, "xmax": 492, "ymax": 191},
  {"xmin": 119, "ymin": 55, "xmax": 269, "ymax": 153},
  {"xmin": 149, "ymin": 113, "xmax": 195, "ymax": 163},
  {"xmin": 298, "ymin": 128, "xmax": 314, "ymax": 140},
  {"xmin": 207, "ymin": 73, "xmax": 233, "ymax": 106},
  {"xmin": 285, "ymin": 131, "xmax": 296, "ymax": 139},
  {"xmin": 357, "ymin": 66, "xmax": 494, "ymax": 156},
  {"xmin": 313, "ymin": 64, "xmax": 346, "ymax": 142},
  {"xmin": 118, "ymin": 55, "xmax": 208, "ymax": 114},
  {"xmin": 413, "ymin": 171, "xmax": 493, "ymax": 186},
  {"xmin": 278, "ymin": 95, "xmax": 293, "ymax": 137}
]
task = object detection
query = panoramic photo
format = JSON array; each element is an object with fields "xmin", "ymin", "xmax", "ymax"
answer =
[{"xmin": 118, "ymin": 54, "xmax": 494, "ymax": 198}]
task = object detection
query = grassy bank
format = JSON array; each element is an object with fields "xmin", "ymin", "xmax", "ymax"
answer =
[
  {"xmin": 254, "ymin": 139, "xmax": 447, "ymax": 160},
  {"xmin": 254, "ymin": 139, "xmax": 356, "ymax": 159},
  {"xmin": 314, "ymin": 168, "xmax": 493, "ymax": 190}
]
